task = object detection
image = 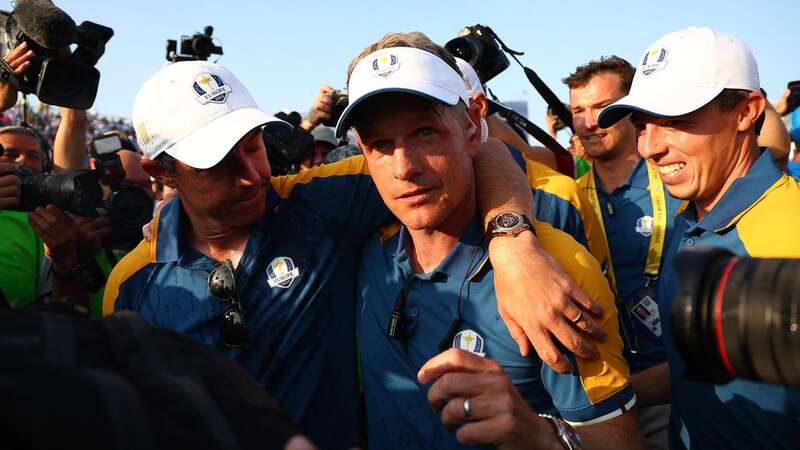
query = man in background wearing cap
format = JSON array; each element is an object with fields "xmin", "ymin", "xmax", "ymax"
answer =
[
  {"xmin": 599, "ymin": 26, "xmax": 800, "ymax": 449},
  {"xmin": 456, "ymin": 57, "xmax": 611, "ymax": 277},
  {"xmin": 345, "ymin": 32, "xmax": 644, "ymax": 450},
  {"xmin": 104, "ymin": 60, "xmax": 609, "ymax": 449},
  {"xmin": 567, "ymin": 55, "xmax": 683, "ymax": 450},
  {"xmin": 299, "ymin": 126, "xmax": 337, "ymax": 170}
]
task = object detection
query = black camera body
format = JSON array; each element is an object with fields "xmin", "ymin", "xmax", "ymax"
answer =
[
  {"xmin": 445, "ymin": 25, "xmax": 510, "ymax": 84},
  {"xmin": 0, "ymin": 6, "xmax": 113, "ymax": 110},
  {"xmin": 89, "ymin": 134, "xmax": 154, "ymax": 249},
  {"xmin": 263, "ymin": 112, "xmax": 314, "ymax": 175},
  {"xmin": 322, "ymin": 89, "xmax": 349, "ymax": 128},
  {"xmin": 166, "ymin": 26, "xmax": 223, "ymax": 62},
  {"xmin": 673, "ymin": 247, "xmax": 800, "ymax": 390}
]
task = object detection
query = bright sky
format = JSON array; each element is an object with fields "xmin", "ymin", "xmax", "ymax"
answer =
[{"xmin": 44, "ymin": 0, "xmax": 799, "ymax": 127}]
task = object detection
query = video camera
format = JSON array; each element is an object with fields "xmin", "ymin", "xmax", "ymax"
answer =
[
  {"xmin": 166, "ymin": 26, "xmax": 223, "ymax": 62},
  {"xmin": 5, "ymin": 133, "xmax": 153, "ymax": 250},
  {"xmin": 0, "ymin": 1, "xmax": 113, "ymax": 110},
  {"xmin": 673, "ymin": 248, "xmax": 800, "ymax": 390}
]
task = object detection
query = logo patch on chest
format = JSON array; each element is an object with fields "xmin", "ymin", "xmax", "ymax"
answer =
[
  {"xmin": 636, "ymin": 215, "xmax": 654, "ymax": 237},
  {"xmin": 266, "ymin": 257, "xmax": 300, "ymax": 289},
  {"xmin": 452, "ymin": 329, "xmax": 486, "ymax": 357}
]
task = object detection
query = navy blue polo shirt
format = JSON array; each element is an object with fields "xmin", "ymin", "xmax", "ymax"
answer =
[
  {"xmin": 357, "ymin": 215, "xmax": 634, "ymax": 450},
  {"xmin": 104, "ymin": 157, "xmax": 389, "ymax": 450},
  {"xmin": 578, "ymin": 158, "xmax": 682, "ymax": 372},
  {"xmin": 658, "ymin": 151, "xmax": 800, "ymax": 449}
]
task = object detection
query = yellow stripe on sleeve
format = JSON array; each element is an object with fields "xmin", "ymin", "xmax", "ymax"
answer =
[
  {"xmin": 535, "ymin": 221, "xmax": 631, "ymax": 404},
  {"xmin": 528, "ymin": 159, "xmax": 609, "ymax": 269},
  {"xmin": 735, "ymin": 176, "xmax": 800, "ymax": 258},
  {"xmin": 270, "ymin": 154, "xmax": 370, "ymax": 198}
]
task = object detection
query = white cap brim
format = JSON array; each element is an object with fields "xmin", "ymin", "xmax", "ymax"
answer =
[
  {"xmin": 598, "ymin": 84, "xmax": 723, "ymax": 129},
  {"xmin": 335, "ymin": 85, "xmax": 460, "ymax": 138},
  {"xmin": 164, "ymin": 107, "xmax": 281, "ymax": 169},
  {"xmin": 335, "ymin": 47, "xmax": 469, "ymax": 138}
]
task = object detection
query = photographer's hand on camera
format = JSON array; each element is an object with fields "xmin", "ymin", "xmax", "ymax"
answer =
[
  {"xmin": 0, "ymin": 42, "xmax": 34, "ymax": 112},
  {"xmin": 0, "ymin": 162, "xmax": 21, "ymax": 210},
  {"xmin": 300, "ymin": 85, "xmax": 335, "ymax": 131}
]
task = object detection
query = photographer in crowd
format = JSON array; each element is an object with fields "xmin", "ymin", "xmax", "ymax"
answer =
[
  {"xmin": 104, "ymin": 59, "xmax": 612, "ymax": 449},
  {"xmin": 298, "ymin": 126, "xmax": 337, "ymax": 170},
  {"xmin": 344, "ymin": 32, "xmax": 644, "ymax": 450},
  {"xmin": 598, "ymin": 26, "xmax": 800, "ymax": 449},
  {"xmin": 0, "ymin": 105, "xmax": 89, "ymax": 306}
]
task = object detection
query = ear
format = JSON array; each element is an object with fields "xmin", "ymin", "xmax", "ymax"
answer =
[
  {"xmin": 141, "ymin": 158, "xmax": 178, "ymax": 189},
  {"xmin": 88, "ymin": 158, "xmax": 97, "ymax": 170},
  {"xmin": 474, "ymin": 93, "xmax": 489, "ymax": 118},
  {"xmin": 737, "ymin": 91, "xmax": 766, "ymax": 133},
  {"xmin": 464, "ymin": 99, "xmax": 483, "ymax": 157}
]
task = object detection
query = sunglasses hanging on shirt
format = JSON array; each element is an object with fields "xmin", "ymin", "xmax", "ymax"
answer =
[{"xmin": 208, "ymin": 259, "xmax": 248, "ymax": 347}]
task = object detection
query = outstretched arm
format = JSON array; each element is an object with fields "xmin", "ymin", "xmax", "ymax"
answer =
[{"xmin": 473, "ymin": 138, "xmax": 605, "ymax": 373}]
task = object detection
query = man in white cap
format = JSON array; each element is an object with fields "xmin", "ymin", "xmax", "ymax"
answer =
[
  {"xmin": 599, "ymin": 26, "xmax": 800, "ymax": 449},
  {"xmin": 341, "ymin": 31, "xmax": 645, "ymax": 450},
  {"xmin": 103, "ymin": 60, "xmax": 610, "ymax": 449}
]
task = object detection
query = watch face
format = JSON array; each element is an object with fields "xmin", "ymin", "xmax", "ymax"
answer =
[{"xmin": 496, "ymin": 212, "xmax": 522, "ymax": 229}]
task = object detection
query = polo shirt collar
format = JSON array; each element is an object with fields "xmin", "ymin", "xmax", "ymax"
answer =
[
  {"xmin": 153, "ymin": 186, "xmax": 282, "ymax": 264},
  {"xmin": 595, "ymin": 156, "xmax": 648, "ymax": 194},
  {"xmin": 686, "ymin": 149, "xmax": 781, "ymax": 234},
  {"xmin": 389, "ymin": 214, "xmax": 487, "ymax": 281}
]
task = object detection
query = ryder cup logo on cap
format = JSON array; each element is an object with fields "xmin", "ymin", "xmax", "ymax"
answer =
[
  {"xmin": 598, "ymin": 27, "xmax": 760, "ymax": 129},
  {"xmin": 193, "ymin": 73, "xmax": 232, "ymax": 104},
  {"xmin": 372, "ymin": 53, "xmax": 400, "ymax": 78},
  {"xmin": 335, "ymin": 46, "xmax": 470, "ymax": 138},
  {"xmin": 132, "ymin": 60, "xmax": 282, "ymax": 170},
  {"xmin": 453, "ymin": 329, "xmax": 486, "ymax": 357},
  {"xmin": 640, "ymin": 46, "xmax": 668, "ymax": 76}
]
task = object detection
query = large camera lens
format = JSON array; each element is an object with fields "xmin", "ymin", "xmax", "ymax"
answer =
[
  {"xmin": 17, "ymin": 168, "xmax": 103, "ymax": 216},
  {"xmin": 445, "ymin": 36, "xmax": 482, "ymax": 67},
  {"xmin": 673, "ymin": 248, "xmax": 800, "ymax": 389}
]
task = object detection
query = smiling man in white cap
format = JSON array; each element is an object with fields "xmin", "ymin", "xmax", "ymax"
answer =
[
  {"xmin": 102, "ymin": 59, "xmax": 613, "ymax": 450},
  {"xmin": 342, "ymin": 31, "xmax": 645, "ymax": 450},
  {"xmin": 599, "ymin": 26, "xmax": 800, "ymax": 449}
]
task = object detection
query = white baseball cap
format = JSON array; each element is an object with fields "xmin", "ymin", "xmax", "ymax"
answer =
[
  {"xmin": 132, "ymin": 61, "xmax": 282, "ymax": 169},
  {"xmin": 455, "ymin": 57, "xmax": 485, "ymax": 98},
  {"xmin": 335, "ymin": 47, "xmax": 470, "ymax": 138},
  {"xmin": 598, "ymin": 26, "xmax": 760, "ymax": 128}
]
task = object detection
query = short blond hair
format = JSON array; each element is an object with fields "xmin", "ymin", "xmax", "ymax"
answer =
[{"xmin": 346, "ymin": 31, "xmax": 462, "ymax": 85}]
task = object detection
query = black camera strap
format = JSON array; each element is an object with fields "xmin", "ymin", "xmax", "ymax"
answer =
[
  {"xmin": 487, "ymin": 98, "xmax": 570, "ymax": 157},
  {"xmin": 486, "ymin": 27, "xmax": 574, "ymax": 133}
]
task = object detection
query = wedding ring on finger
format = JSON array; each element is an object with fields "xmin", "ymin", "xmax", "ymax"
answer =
[{"xmin": 463, "ymin": 397, "xmax": 472, "ymax": 420}]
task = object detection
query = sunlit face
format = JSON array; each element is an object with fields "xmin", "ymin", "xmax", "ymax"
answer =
[
  {"xmin": 0, "ymin": 132, "xmax": 44, "ymax": 174},
  {"xmin": 632, "ymin": 101, "xmax": 743, "ymax": 208},
  {"xmin": 171, "ymin": 128, "xmax": 271, "ymax": 227},
  {"xmin": 354, "ymin": 94, "xmax": 480, "ymax": 231},
  {"xmin": 570, "ymin": 72, "xmax": 637, "ymax": 161}
]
